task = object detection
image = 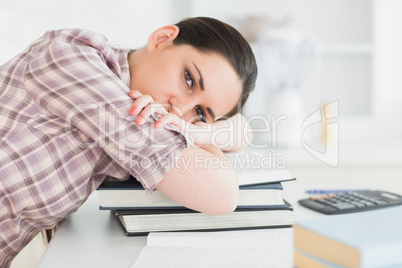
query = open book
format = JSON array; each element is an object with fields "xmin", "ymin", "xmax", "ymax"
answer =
[{"xmin": 131, "ymin": 229, "xmax": 294, "ymax": 268}]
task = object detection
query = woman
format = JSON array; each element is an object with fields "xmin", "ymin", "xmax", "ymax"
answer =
[{"xmin": 0, "ymin": 17, "xmax": 257, "ymax": 266}]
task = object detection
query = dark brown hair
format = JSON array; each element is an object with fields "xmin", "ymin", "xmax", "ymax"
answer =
[{"xmin": 173, "ymin": 17, "xmax": 257, "ymax": 119}]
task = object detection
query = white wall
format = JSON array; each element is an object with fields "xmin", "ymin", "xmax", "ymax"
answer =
[
  {"xmin": 0, "ymin": 0, "xmax": 181, "ymax": 65},
  {"xmin": 1, "ymin": 0, "xmax": 401, "ymax": 143},
  {"xmin": 189, "ymin": 0, "xmax": 402, "ymax": 143},
  {"xmin": 373, "ymin": 0, "xmax": 402, "ymax": 141}
]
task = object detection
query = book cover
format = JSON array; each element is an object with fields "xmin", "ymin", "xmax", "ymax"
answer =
[
  {"xmin": 114, "ymin": 200, "xmax": 294, "ymax": 236},
  {"xmin": 98, "ymin": 177, "xmax": 287, "ymax": 210},
  {"xmin": 294, "ymin": 205, "xmax": 402, "ymax": 268},
  {"xmin": 98, "ymin": 176, "xmax": 286, "ymax": 190}
]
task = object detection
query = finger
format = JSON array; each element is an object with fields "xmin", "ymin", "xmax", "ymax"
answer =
[
  {"xmin": 128, "ymin": 90, "xmax": 142, "ymax": 99},
  {"xmin": 129, "ymin": 95, "xmax": 154, "ymax": 115},
  {"xmin": 154, "ymin": 113, "xmax": 189, "ymax": 131},
  {"xmin": 136, "ymin": 102, "xmax": 168, "ymax": 125},
  {"xmin": 154, "ymin": 115, "xmax": 212, "ymax": 147}
]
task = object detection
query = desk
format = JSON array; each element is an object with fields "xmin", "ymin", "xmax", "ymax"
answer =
[
  {"xmin": 37, "ymin": 141, "xmax": 402, "ymax": 267},
  {"xmin": 37, "ymin": 184, "xmax": 323, "ymax": 268},
  {"xmin": 37, "ymin": 192, "xmax": 146, "ymax": 268}
]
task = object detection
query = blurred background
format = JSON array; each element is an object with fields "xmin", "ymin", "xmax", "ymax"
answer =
[
  {"xmin": 1, "ymin": 1, "xmax": 402, "ymax": 183},
  {"xmin": 1, "ymin": 1, "xmax": 401, "ymax": 267},
  {"xmin": 1, "ymin": 0, "xmax": 402, "ymax": 146}
]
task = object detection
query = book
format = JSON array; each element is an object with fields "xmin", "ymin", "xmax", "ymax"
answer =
[
  {"xmin": 113, "ymin": 200, "xmax": 294, "ymax": 236},
  {"xmin": 98, "ymin": 177, "xmax": 287, "ymax": 210},
  {"xmin": 294, "ymin": 205, "xmax": 402, "ymax": 268},
  {"xmin": 131, "ymin": 229, "xmax": 294, "ymax": 268},
  {"xmin": 294, "ymin": 249, "xmax": 343, "ymax": 268},
  {"xmin": 225, "ymin": 150, "xmax": 295, "ymax": 186}
]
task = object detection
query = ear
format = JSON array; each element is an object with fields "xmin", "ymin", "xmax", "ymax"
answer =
[{"xmin": 146, "ymin": 25, "xmax": 180, "ymax": 52}]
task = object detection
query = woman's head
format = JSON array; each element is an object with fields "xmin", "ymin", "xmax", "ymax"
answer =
[
  {"xmin": 173, "ymin": 17, "xmax": 258, "ymax": 118},
  {"xmin": 128, "ymin": 17, "xmax": 257, "ymax": 123}
]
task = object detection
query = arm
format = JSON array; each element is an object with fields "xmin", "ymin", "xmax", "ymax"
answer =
[
  {"xmin": 208, "ymin": 113, "xmax": 254, "ymax": 152},
  {"xmin": 157, "ymin": 145, "xmax": 238, "ymax": 215},
  {"xmin": 127, "ymin": 91, "xmax": 239, "ymax": 214},
  {"xmin": 126, "ymin": 92, "xmax": 241, "ymax": 214}
]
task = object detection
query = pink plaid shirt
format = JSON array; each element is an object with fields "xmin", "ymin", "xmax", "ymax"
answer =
[{"xmin": 0, "ymin": 29, "xmax": 190, "ymax": 266}]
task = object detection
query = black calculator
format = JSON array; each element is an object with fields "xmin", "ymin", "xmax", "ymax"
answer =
[{"xmin": 298, "ymin": 190, "xmax": 402, "ymax": 215}]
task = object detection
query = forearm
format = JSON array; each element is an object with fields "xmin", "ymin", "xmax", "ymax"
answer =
[
  {"xmin": 210, "ymin": 113, "xmax": 253, "ymax": 152},
  {"xmin": 156, "ymin": 146, "xmax": 239, "ymax": 215},
  {"xmin": 201, "ymin": 144, "xmax": 225, "ymax": 157}
]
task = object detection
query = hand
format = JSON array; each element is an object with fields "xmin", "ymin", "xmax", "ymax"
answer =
[
  {"xmin": 128, "ymin": 90, "xmax": 213, "ymax": 148},
  {"xmin": 128, "ymin": 90, "xmax": 169, "ymax": 125}
]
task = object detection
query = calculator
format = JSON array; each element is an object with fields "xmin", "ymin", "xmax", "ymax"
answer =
[{"xmin": 298, "ymin": 190, "xmax": 402, "ymax": 215}]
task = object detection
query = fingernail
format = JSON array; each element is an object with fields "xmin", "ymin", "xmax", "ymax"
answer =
[
  {"xmin": 154, "ymin": 120, "xmax": 161, "ymax": 127},
  {"xmin": 136, "ymin": 116, "xmax": 145, "ymax": 125},
  {"xmin": 129, "ymin": 106, "xmax": 138, "ymax": 115},
  {"xmin": 129, "ymin": 90, "xmax": 139, "ymax": 98}
]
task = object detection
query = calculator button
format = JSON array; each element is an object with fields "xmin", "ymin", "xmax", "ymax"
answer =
[
  {"xmin": 331, "ymin": 203, "xmax": 357, "ymax": 209},
  {"xmin": 350, "ymin": 201, "xmax": 366, "ymax": 207},
  {"xmin": 372, "ymin": 200, "xmax": 387, "ymax": 205},
  {"xmin": 360, "ymin": 200, "xmax": 375, "ymax": 206},
  {"xmin": 300, "ymin": 199, "xmax": 328, "ymax": 211},
  {"xmin": 315, "ymin": 199, "xmax": 333, "ymax": 205}
]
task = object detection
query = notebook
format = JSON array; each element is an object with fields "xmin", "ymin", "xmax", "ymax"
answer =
[{"xmin": 131, "ymin": 229, "xmax": 294, "ymax": 268}]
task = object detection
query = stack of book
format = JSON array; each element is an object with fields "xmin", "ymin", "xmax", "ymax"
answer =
[
  {"xmin": 294, "ymin": 205, "xmax": 402, "ymax": 267},
  {"xmin": 97, "ymin": 151, "xmax": 296, "ymax": 236}
]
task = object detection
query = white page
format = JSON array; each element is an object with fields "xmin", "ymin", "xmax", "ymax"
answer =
[
  {"xmin": 225, "ymin": 150, "xmax": 293, "ymax": 186},
  {"xmin": 132, "ymin": 229, "xmax": 293, "ymax": 268},
  {"xmin": 147, "ymin": 229, "xmax": 292, "ymax": 249},
  {"xmin": 132, "ymin": 247, "xmax": 292, "ymax": 268}
]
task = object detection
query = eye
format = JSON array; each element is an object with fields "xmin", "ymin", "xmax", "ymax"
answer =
[
  {"xmin": 184, "ymin": 70, "xmax": 194, "ymax": 91},
  {"xmin": 194, "ymin": 105, "xmax": 207, "ymax": 122}
]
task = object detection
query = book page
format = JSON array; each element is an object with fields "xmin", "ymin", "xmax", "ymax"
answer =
[
  {"xmin": 131, "ymin": 229, "xmax": 293, "ymax": 268},
  {"xmin": 225, "ymin": 150, "xmax": 293, "ymax": 186}
]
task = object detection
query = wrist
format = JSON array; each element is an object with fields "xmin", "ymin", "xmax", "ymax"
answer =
[{"xmin": 201, "ymin": 144, "xmax": 224, "ymax": 157}]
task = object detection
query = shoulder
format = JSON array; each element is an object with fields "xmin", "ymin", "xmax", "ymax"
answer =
[
  {"xmin": 38, "ymin": 29, "xmax": 124, "ymax": 75},
  {"xmin": 44, "ymin": 28, "xmax": 110, "ymax": 50}
]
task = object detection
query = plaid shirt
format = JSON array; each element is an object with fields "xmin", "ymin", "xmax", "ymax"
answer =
[{"xmin": 0, "ymin": 29, "xmax": 190, "ymax": 266}]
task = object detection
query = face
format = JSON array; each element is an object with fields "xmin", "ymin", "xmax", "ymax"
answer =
[{"xmin": 128, "ymin": 44, "xmax": 242, "ymax": 124}]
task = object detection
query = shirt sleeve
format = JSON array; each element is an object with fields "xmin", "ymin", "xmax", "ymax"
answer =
[{"xmin": 23, "ymin": 29, "xmax": 190, "ymax": 192}]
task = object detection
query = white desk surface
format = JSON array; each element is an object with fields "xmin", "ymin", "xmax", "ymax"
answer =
[
  {"xmin": 37, "ymin": 192, "xmax": 147, "ymax": 268},
  {"xmin": 37, "ymin": 184, "xmax": 325, "ymax": 268}
]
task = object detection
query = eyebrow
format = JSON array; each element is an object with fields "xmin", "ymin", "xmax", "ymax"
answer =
[
  {"xmin": 207, "ymin": 107, "xmax": 216, "ymax": 122},
  {"xmin": 192, "ymin": 62, "xmax": 204, "ymax": 91},
  {"xmin": 192, "ymin": 62, "xmax": 216, "ymax": 121}
]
